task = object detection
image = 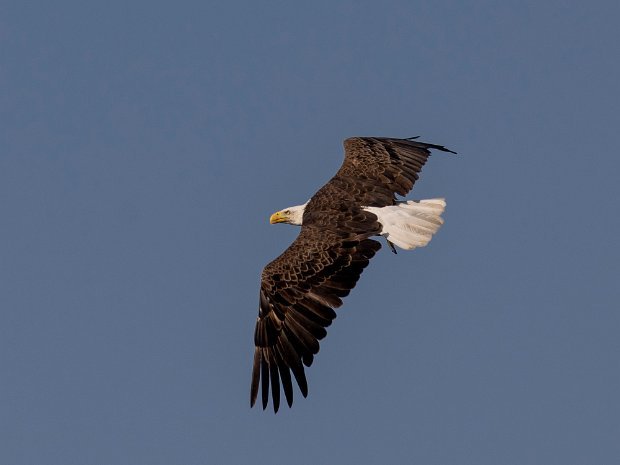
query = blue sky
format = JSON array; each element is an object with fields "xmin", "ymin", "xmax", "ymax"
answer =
[{"xmin": 2, "ymin": 1, "xmax": 619, "ymax": 464}]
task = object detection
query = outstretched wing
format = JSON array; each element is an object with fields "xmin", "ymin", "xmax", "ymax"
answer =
[
  {"xmin": 251, "ymin": 224, "xmax": 381, "ymax": 412},
  {"xmin": 319, "ymin": 137, "xmax": 456, "ymax": 207}
]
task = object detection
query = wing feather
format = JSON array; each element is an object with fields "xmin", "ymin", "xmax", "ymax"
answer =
[
  {"xmin": 260, "ymin": 350, "xmax": 269, "ymax": 408},
  {"xmin": 275, "ymin": 346, "xmax": 294, "ymax": 407},
  {"xmin": 268, "ymin": 350, "xmax": 280, "ymax": 412}
]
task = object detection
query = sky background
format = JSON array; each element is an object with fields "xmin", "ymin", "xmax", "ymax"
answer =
[{"xmin": 2, "ymin": 1, "xmax": 619, "ymax": 464}]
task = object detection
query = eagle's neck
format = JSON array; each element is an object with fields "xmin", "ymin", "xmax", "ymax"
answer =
[{"xmin": 284, "ymin": 203, "xmax": 306, "ymax": 225}]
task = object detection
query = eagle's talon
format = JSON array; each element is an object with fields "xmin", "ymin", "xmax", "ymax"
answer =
[{"xmin": 386, "ymin": 238, "xmax": 397, "ymax": 254}]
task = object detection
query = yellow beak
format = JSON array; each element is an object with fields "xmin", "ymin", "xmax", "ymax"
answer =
[{"xmin": 269, "ymin": 211, "xmax": 287, "ymax": 224}]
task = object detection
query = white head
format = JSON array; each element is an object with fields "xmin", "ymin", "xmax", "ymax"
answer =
[{"xmin": 269, "ymin": 202, "xmax": 307, "ymax": 226}]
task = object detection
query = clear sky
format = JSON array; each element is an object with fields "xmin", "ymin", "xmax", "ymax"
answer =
[{"xmin": 2, "ymin": 1, "xmax": 619, "ymax": 464}]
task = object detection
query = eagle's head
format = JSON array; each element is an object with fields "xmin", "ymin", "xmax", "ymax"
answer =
[{"xmin": 269, "ymin": 203, "xmax": 307, "ymax": 226}]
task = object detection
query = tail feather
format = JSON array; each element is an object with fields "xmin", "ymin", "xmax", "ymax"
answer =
[{"xmin": 364, "ymin": 198, "xmax": 446, "ymax": 251}]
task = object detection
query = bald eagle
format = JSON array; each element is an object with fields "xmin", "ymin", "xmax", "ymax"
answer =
[{"xmin": 251, "ymin": 136, "xmax": 456, "ymax": 412}]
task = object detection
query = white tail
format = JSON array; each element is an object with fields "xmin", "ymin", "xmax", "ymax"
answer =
[{"xmin": 364, "ymin": 198, "xmax": 446, "ymax": 250}]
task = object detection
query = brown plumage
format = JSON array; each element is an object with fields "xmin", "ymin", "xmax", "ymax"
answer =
[{"xmin": 251, "ymin": 137, "xmax": 456, "ymax": 412}]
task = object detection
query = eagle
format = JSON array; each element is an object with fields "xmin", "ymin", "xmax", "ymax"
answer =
[{"xmin": 251, "ymin": 136, "xmax": 456, "ymax": 412}]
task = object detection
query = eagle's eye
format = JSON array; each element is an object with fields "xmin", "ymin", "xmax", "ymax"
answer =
[{"xmin": 284, "ymin": 210, "xmax": 290, "ymax": 214}]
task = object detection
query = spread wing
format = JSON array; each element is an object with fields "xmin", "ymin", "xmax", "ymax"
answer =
[
  {"xmin": 320, "ymin": 136, "xmax": 456, "ymax": 207},
  {"xmin": 251, "ymin": 225, "xmax": 381, "ymax": 412}
]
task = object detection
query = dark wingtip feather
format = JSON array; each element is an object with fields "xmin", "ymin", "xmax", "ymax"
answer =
[
  {"xmin": 250, "ymin": 348, "xmax": 261, "ymax": 407},
  {"xmin": 434, "ymin": 144, "xmax": 457, "ymax": 155},
  {"xmin": 269, "ymin": 351, "xmax": 281, "ymax": 413},
  {"xmin": 403, "ymin": 136, "xmax": 457, "ymax": 155},
  {"xmin": 294, "ymin": 366, "xmax": 308, "ymax": 398},
  {"xmin": 302, "ymin": 352, "xmax": 314, "ymax": 367},
  {"xmin": 261, "ymin": 353, "xmax": 269, "ymax": 410},
  {"xmin": 278, "ymin": 360, "xmax": 294, "ymax": 408}
]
